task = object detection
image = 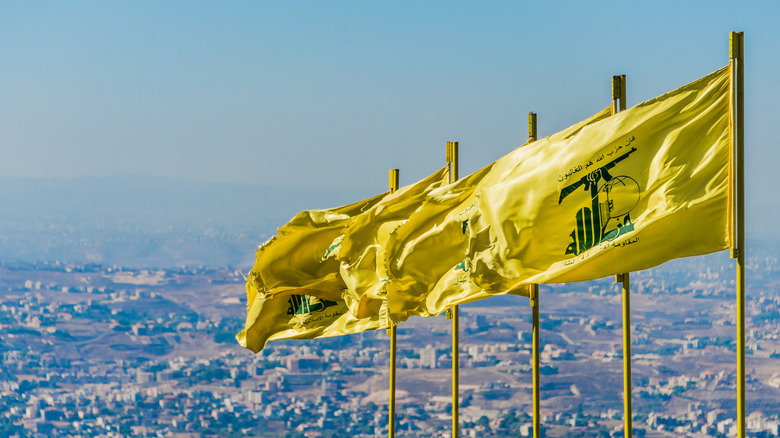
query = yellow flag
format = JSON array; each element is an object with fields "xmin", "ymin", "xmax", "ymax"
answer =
[
  {"xmin": 237, "ymin": 283, "xmax": 383, "ymax": 353},
  {"xmin": 246, "ymin": 191, "xmax": 387, "ymax": 304},
  {"xmin": 376, "ymin": 107, "xmax": 613, "ymax": 324},
  {"xmin": 239, "ymin": 167, "xmax": 449, "ymax": 351},
  {"xmin": 381, "ymin": 163, "xmax": 496, "ymax": 324},
  {"xmin": 373, "ymin": 67, "xmax": 729, "ymax": 325},
  {"xmin": 337, "ymin": 167, "xmax": 451, "ymax": 318},
  {"xmin": 470, "ymin": 66, "xmax": 730, "ymax": 289},
  {"xmin": 248, "ymin": 167, "xmax": 450, "ymax": 306}
]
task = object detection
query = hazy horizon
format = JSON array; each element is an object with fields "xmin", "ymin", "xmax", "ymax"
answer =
[{"xmin": 0, "ymin": 173, "xmax": 776, "ymax": 269}]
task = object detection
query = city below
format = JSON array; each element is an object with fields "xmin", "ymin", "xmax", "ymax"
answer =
[{"xmin": 0, "ymin": 250, "xmax": 778, "ymax": 437}]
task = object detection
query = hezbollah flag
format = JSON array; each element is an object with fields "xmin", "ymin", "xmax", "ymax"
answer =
[
  {"xmin": 367, "ymin": 66, "xmax": 729, "ymax": 325},
  {"xmin": 338, "ymin": 166, "xmax": 451, "ymax": 319},
  {"xmin": 249, "ymin": 167, "xmax": 450, "ymax": 303},
  {"xmin": 468, "ymin": 66, "xmax": 731, "ymax": 289},
  {"xmin": 246, "ymin": 191, "xmax": 387, "ymax": 302},
  {"xmin": 366, "ymin": 107, "xmax": 614, "ymax": 324},
  {"xmin": 237, "ymin": 283, "xmax": 383, "ymax": 353},
  {"xmin": 239, "ymin": 167, "xmax": 450, "ymax": 351}
]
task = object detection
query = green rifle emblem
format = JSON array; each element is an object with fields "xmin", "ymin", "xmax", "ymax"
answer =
[
  {"xmin": 559, "ymin": 147, "xmax": 639, "ymax": 256},
  {"xmin": 287, "ymin": 295, "xmax": 339, "ymax": 316}
]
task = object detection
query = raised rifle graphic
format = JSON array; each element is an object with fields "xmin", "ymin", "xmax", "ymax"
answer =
[
  {"xmin": 558, "ymin": 147, "xmax": 637, "ymax": 204},
  {"xmin": 558, "ymin": 147, "xmax": 637, "ymax": 255}
]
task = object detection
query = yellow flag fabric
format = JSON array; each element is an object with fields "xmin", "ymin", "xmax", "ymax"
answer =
[
  {"xmin": 247, "ymin": 191, "xmax": 387, "ymax": 303},
  {"xmin": 371, "ymin": 107, "xmax": 614, "ymax": 324},
  {"xmin": 238, "ymin": 167, "xmax": 449, "ymax": 352},
  {"xmin": 237, "ymin": 283, "xmax": 383, "ymax": 353},
  {"xmin": 338, "ymin": 167, "xmax": 451, "ymax": 318},
  {"xmin": 469, "ymin": 66, "xmax": 731, "ymax": 289}
]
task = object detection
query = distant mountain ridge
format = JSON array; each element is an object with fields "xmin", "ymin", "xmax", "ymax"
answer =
[{"xmin": 0, "ymin": 175, "xmax": 383, "ymax": 268}]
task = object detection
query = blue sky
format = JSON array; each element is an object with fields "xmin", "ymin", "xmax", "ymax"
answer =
[{"xmin": 1, "ymin": 1, "xmax": 778, "ymax": 234}]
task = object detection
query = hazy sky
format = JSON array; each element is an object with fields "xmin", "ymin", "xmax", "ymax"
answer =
[{"xmin": 1, "ymin": 2, "xmax": 778, "ymax": 230}]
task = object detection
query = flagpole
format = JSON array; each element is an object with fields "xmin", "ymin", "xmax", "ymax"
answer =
[
  {"xmin": 388, "ymin": 168, "xmax": 399, "ymax": 438},
  {"xmin": 445, "ymin": 141, "xmax": 460, "ymax": 438},
  {"xmin": 612, "ymin": 74, "xmax": 633, "ymax": 438},
  {"xmin": 729, "ymin": 31, "xmax": 746, "ymax": 438},
  {"xmin": 616, "ymin": 272, "xmax": 632, "ymax": 437},
  {"xmin": 526, "ymin": 112, "xmax": 542, "ymax": 438}
]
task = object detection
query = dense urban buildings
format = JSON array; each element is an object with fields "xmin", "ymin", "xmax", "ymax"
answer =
[{"xmin": 0, "ymin": 251, "xmax": 778, "ymax": 437}]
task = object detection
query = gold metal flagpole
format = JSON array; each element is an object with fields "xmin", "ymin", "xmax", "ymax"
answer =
[
  {"xmin": 616, "ymin": 273, "xmax": 632, "ymax": 437},
  {"xmin": 445, "ymin": 141, "xmax": 460, "ymax": 437},
  {"xmin": 611, "ymin": 75, "xmax": 626, "ymax": 115},
  {"xmin": 612, "ymin": 75, "xmax": 633, "ymax": 438},
  {"xmin": 729, "ymin": 31, "xmax": 746, "ymax": 438},
  {"xmin": 526, "ymin": 112, "xmax": 541, "ymax": 438},
  {"xmin": 388, "ymin": 169, "xmax": 399, "ymax": 438}
]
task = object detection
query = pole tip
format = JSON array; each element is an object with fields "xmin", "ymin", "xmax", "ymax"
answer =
[
  {"xmin": 730, "ymin": 32, "xmax": 744, "ymax": 59},
  {"xmin": 612, "ymin": 75, "xmax": 622, "ymax": 100},
  {"xmin": 449, "ymin": 141, "xmax": 458, "ymax": 158},
  {"xmin": 528, "ymin": 112, "xmax": 538, "ymax": 142},
  {"xmin": 388, "ymin": 169, "xmax": 399, "ymax": 192}
]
